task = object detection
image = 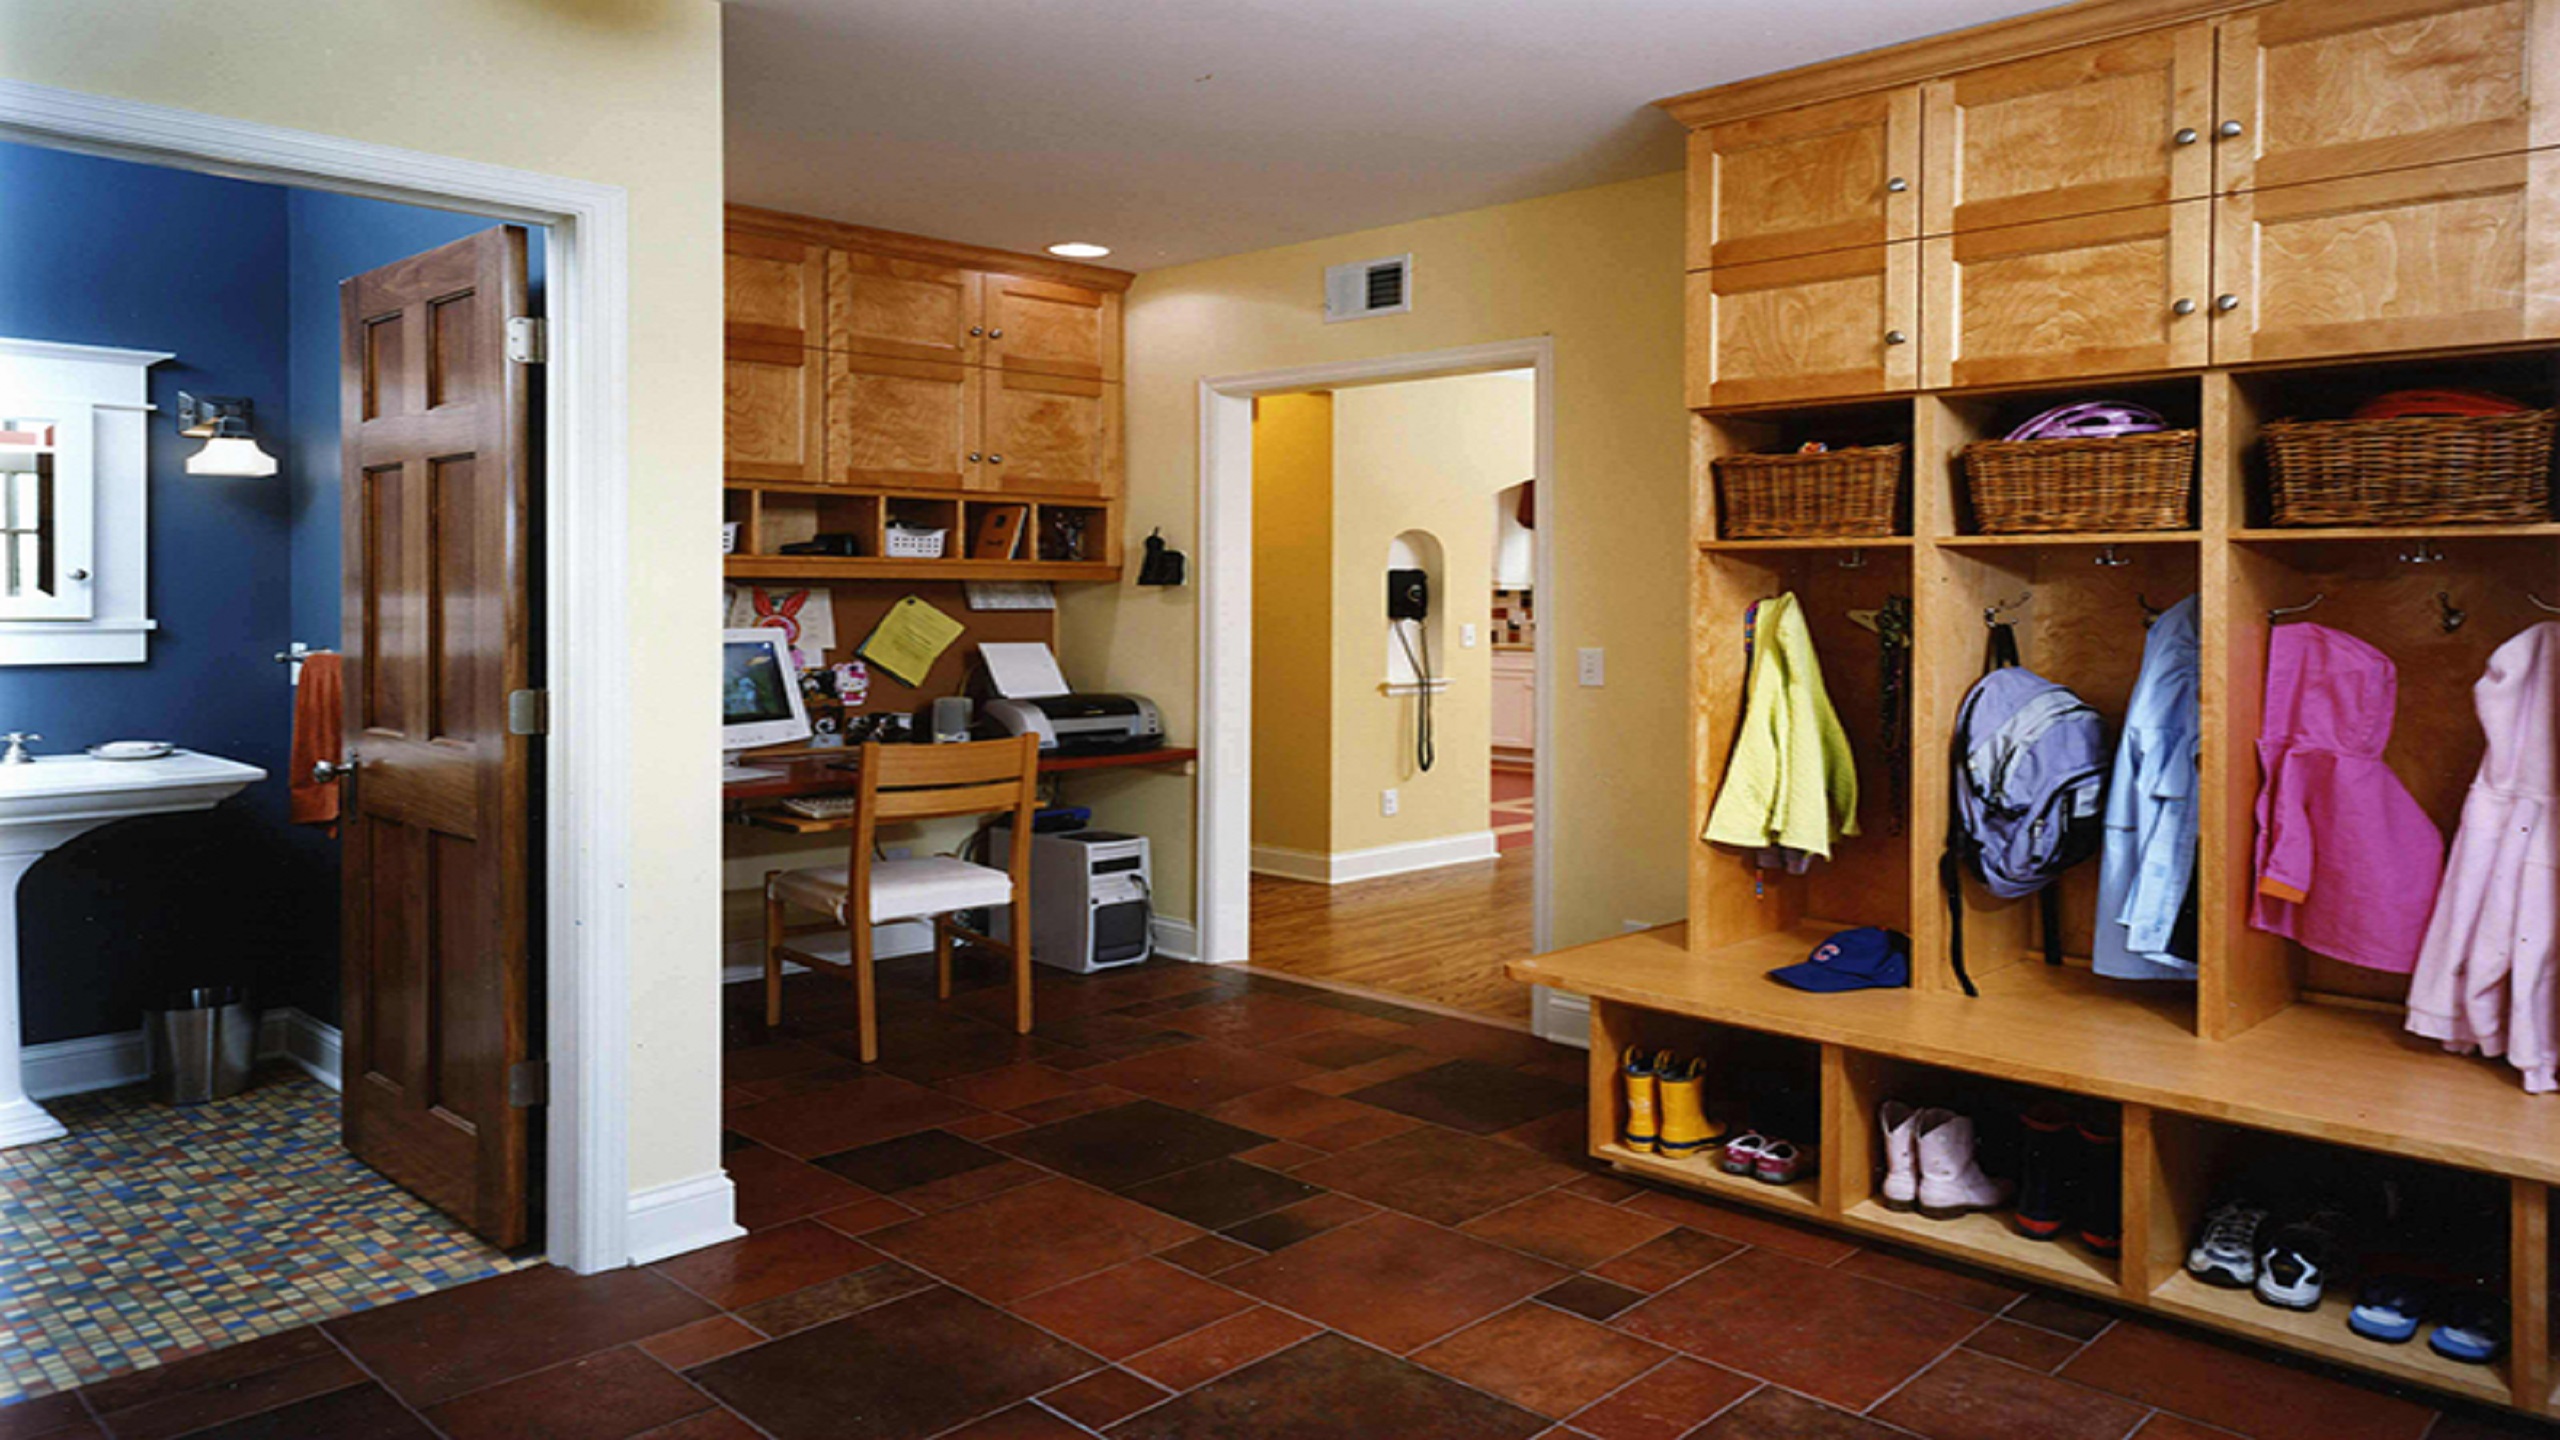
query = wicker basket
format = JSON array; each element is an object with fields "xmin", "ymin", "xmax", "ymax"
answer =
[
  {"xmin": 1713, "ymin": 444, "xmax": 1906, "ymax": 539},
  {"xmin": 1959, "ymin": 430, "xmax": 2196, "ymax": 533},
  {"xmin": 2264, "ymin": 410, "xmax": 2556, "ymax": 527}
]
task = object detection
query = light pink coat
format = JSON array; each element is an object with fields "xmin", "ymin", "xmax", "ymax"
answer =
[{"xmin": 2406, "ymin": 622, "xmax": 2560, "ymax": 1092}]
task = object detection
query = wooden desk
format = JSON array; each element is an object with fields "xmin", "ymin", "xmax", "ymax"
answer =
[{"xmin": 725, "ymin": 746, "xmax": 1197, "ymax": 832}]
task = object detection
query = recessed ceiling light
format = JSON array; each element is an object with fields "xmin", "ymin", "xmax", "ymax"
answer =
[{"xmin": 1047, "ymin": 242, "xmax": 1111, "ymax": 259}]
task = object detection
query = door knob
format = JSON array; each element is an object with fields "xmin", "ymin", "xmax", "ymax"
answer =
[
  {"xmin": 2215, "ymin": 294, "xmax": 2242, "ymax": 313},
  {"xmin": 2174, "ymin": 128, "xmax": 2200, "ymax": 146},
  {"xmin": 1886, "ymin": 177, "xmax": 1909, "ymax": 193},
  {"xmin": 2173, "ymin": 298, "xmax": 2198, "ymax": 316},
  {"xmin": 2218, "ymin": 120, "xmax": 2245, "ymax": 139},
  {"xmin": 311, "ymin": 757, "xmax": 361, "ymax": 784},
  {"xmin": 1884, "ymin": 330, "xmax": 1909, "ymax": 346}
]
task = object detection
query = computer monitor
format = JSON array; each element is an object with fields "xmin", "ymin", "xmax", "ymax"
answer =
[{"xmin": 721, "ymin": 628, "xmax": 811, "ymax": 781}]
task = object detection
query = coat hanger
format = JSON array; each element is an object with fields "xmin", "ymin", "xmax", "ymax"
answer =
[{"xmin": 2266, "ymin": 592, "xmax": 2326, "ymax": 623}]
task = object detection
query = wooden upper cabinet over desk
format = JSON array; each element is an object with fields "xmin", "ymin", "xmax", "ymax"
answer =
[
  {"xmin": 1687, "ymin": 243, "xmax": 1919, "ymax": 406},
  {"xmin": 830, "ymin": 251, "xmax": 981, "ymax": 366},
  {"xmin": 2218, "ymin": 0, "xmax": 2560, "ymax": 194},
  {"xmin": 981, "ymin": 370, "xmax": 1118, "ymax": 496},
  {"xmin": 1924, "ymin": 202, "xmax": 2210, "ymax": 387},
  {"xmin": 1922, "ymin": 24, "xmax": 2214, "ymax": 233},
  {"xmin": 2213, "ymin": 151, "xmax": 2560, "ymax": 361},
  {"xmin": 727, "ymin": 233, "xmax": 827, "ymax": 349},
  {"xmin": 983, "ymin": 274, "xmax": 1122, "ymax": 382},
  {"xmin": 1688, "ymin": 90, "xmax": 1919, "ymax": 269},
  {"xmin": 827, "ymin": 352, "xmax": 980, "ymax": 490},
  {"xmin": 725, "ymin": 342, "xmax": 826, "ymax": 484}
]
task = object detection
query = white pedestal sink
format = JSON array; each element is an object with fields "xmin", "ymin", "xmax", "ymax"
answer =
[{"xmin": 0, "ymin": 750, "xmax": 266, "ymax": 1146}]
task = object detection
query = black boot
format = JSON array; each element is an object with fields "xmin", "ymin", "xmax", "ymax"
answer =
[
  {"xmin": 2015, "ymin": 1101, "xmax": 2077, "ymax": 1242},
  {"xmin": 2077, "ymin": 1112, "xmax": 2122, "ymax": 1255}
]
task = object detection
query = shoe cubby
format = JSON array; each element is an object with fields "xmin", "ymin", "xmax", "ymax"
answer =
[
  {"xmin": 1922, "ymin": 377, "xmax": 2203, "ymax": 540},
  {"xmin": 1690, "ymin": 542, "xmax": 1917, "ymax": 973},
  {"xmin": 1828, "ymin": 1050, "xmax": 2123, "ymax": 1296},
  {"xmin": 2139, "ymin": 1110, "xmax": 2518, "ymax": 1408},
  {"xmin": 1587, "ymin": 999, "xmax": 1823, "ymax": 1214},
  {"xmin": 751, "ymin": 486, "xmax": 882, "ymax": 559}
]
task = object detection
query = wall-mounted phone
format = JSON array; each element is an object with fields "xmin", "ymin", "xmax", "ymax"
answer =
[
  {"xmin": 1387, "ymin": 566, "xmax": 1435, "ymax": 770},
  {"xmin": 1387, "ymin": 567, "xmax": 1430, "ymax": 621}
]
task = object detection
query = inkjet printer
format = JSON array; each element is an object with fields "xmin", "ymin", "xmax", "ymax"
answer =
[{"xmin": 983, "ymin": 693, "xmax": 1165, "ymax": 755}]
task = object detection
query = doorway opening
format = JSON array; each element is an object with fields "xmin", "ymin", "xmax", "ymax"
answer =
[
  {"xmin": 0, "ymin": 76, "xmax": 634, "ymax": 1400},
  {"xmin": 1197, "ymin": 340, "xmax": 1567, "ymax": 1033}
]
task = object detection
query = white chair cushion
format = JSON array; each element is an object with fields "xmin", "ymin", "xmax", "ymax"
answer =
[{"xmin": 770, "ymin": 856, "xmax": 1017, "ymax": 925}]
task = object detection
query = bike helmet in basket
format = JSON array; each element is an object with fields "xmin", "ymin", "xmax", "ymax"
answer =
[
  {"xmin": 2351, "ymin": 389, "xmax": 2526, "ymax": 421},
  {"xmin": 2005, "ymin": 401, "xmax": 2169, "ymax": 442}
]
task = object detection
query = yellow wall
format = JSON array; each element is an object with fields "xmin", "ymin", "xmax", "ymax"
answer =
[
  {"xmin": 1250, "ymin": 393, "xmax": 1335, "ymax": 855},
  {"xmin": 0, "ymin": 1, "xmax": 730, "ymax": 1197},
  {"xmin": 1328, "ymin": 372, "xmax": 1533, "ymax": 854},
  {"xmin": 1061, "ymin": 169, "xmax": 1690, "ymax": 948}
]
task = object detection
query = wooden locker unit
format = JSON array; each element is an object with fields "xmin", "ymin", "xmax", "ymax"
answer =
[
  {"xmin": 2216, "ymin": 0, "xmax": 2560, "ymax": 194},
  {"xmin": 1687, "ymin": 89, "xmax": 1921, "ymax": 270},
  {"xmin": 1921, "ymin": 23, "xmax": 2215, "ymax": 235},
  {"xmin": 1686, "ymin": 244, "xmax": 1919, "ymax": 406},
  {"xmin": 720, "ymin": 206, "xmax": 1133, "ymax": 582},
  {"xmin": 1530, "ymin": 0, "xmax": 2560, "ymax": 1419}
]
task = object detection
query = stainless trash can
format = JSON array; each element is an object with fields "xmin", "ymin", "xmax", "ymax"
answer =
[{"xmin": 144, "ymin": 987, "xmax": 256, "ymax": 1104}]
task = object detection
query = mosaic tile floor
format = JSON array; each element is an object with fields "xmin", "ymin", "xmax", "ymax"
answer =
[{"xmin": 0, "ymin": 1067, "xmax": 535, "ymax": 1402}]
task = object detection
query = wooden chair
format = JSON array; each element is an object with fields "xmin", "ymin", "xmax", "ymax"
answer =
[{"xmin": 761, "ymin": 734, "xmax": 1039, "ymax": 1062}]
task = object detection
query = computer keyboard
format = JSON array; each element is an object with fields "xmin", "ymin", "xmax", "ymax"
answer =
[{"xmin": 782, "ymin": 795, "xmax": 859, "ymax": 820}]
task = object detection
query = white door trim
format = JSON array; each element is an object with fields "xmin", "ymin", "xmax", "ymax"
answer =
[
  {"xmin": 0, "ymin": 78, "xmax": 636, "ymax": 1274},
  {"xmin": 1195, "ymin": 337, "xmax": 1558, "ymax": 967}
]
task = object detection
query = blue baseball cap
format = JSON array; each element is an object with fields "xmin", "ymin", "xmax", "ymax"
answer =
[{"xmin": 1767, "ymin": 927, "xmax": 1910, "ymax": 992}]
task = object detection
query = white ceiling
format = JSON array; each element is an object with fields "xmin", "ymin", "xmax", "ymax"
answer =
[{"xmin": 723, "ymin": 0, "xmax": 2049, "ymax": 272}]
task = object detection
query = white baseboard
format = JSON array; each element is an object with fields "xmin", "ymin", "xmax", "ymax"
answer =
[
  {"xmin": 25, "ymin": 1005, "xmax": 342, "ymax": 1099},
  {"xmin": 717, "ymin": 920, "xmax": 933, "ymax": 984},
  {"xmin": 1150, "ymin": 914, "xmax": 1199, "ymax": 962},
  {"xmin": 1249, "ymin": 830, "xmax": 1500, "ymax": 886},
  {"xmin": 1533, "ymin": 987, "xmax": 1591, "ymax": 1048},
  {"xmin": 625, "ymin": 1171, "xmax": 743, "ymax": 1265}
]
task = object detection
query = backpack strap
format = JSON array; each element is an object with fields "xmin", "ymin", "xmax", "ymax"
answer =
[
  {"xmin": 1940, "ymin": 620, "xmax": 2022, "ymax": 999},
  {"xmin": 2038, "ymin": 886, "xmax": 2065, "ymax": 968}
]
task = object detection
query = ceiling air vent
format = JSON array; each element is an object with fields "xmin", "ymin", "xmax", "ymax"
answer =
[{"xmin": 1324, "ymin": 254, "xmax": 1413, "ymax": 323}]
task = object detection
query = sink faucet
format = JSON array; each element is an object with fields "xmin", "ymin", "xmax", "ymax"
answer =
[{"xmin": 0, "ymin": 733, "xmax": 38, "ymax": 765}]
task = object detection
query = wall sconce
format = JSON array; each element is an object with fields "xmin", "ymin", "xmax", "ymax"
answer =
[{"xmin": 177, "ymin": 392, "xmax": 278, "ymax": 478}]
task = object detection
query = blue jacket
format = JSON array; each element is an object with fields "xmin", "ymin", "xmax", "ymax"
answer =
[{"xmin": 2095, "ymin": 596, "xmax": 2200, "ymax": 980}]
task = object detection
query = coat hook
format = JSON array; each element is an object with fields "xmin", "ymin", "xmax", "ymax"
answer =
[
  {"xmin": 1983, "ymin": 591, "xmax": 2031, "ymax": 627},
  {"xmin": 2399, "ymin": 540, "xmax": 2448, "ymax": 565},
  {"xmin": 2137, "ymin": 592, "xmax": 2164, "ymax": 628},
  {"xmin": 1837, "ymin": 548, "xmax": 1867, "ymax": 570},
  {"xmin": 2267, "ymin": 592, "xmax": 2326, "ymax": 623},
  {"xmin": 2529, "ymin": 591, "xmax": 2560, "ymax": 616},
  {"xmin": 2436, "ymin": 590, "xmax": 2468, "ymax": 633},
  {"xmin": 2094, "ymin": 545, "xmax": 2132, "ymax": 568}
]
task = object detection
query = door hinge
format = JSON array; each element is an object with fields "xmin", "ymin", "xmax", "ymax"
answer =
[
  {"xmin": 507, "ymin": 688, "xmax": 550, "ymax": 736},
  {"xmin": 508, "ymin": 1060, "xmax": 548, "ymax": 1108},
  {"xmin": 506, "ymin": 316, "xmax": 547, "ymax": 364}
]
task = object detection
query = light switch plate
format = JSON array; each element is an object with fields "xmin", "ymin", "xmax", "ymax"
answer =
[
  {"xmin": 1461, "ymin": 622, "xmax": 1478, "ymax": 648},
  {"xmin": 1380, "ymin": 788, "xmax": 1399, "ymax": 817},
  {"xmin": 1578, "ymin": 647, "xmax": 1605, "ymax": 687}
]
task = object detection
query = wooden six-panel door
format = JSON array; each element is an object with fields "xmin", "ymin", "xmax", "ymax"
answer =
[{"xmin": 336, "ymin": 226, "xmax": 537, "ymax": 1248}]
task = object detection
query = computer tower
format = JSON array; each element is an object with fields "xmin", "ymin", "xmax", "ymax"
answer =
[{"xmin": 989, "ymin": 827, "xmax": 1153, "ymax": 973}]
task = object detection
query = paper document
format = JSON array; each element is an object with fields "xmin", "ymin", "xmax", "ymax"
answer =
[
  {"xmin": 856, "ymin": 595, "xmax": 966, "ymax": 688},
  {"xmin": 980, "ymin": 641, "xmax": 1070, "ymax": 699},
  {"xmin": 964, "ymin": 581, "xmax": 1057, "ymax": 612}
]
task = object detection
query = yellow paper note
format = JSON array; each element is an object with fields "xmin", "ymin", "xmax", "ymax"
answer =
[{"xmin": 857, "ymin": 594, "xmax": 966, "ymax": 687}]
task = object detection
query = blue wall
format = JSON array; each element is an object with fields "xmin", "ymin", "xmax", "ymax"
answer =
[{"xmin": 2, "ymin": 142, "xmax": 536, "ymax": 1043}]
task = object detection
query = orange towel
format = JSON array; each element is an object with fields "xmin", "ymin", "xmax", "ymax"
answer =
[{"xmin": 289, "ymin": 652, "xmax": 344, "ymax": 831}]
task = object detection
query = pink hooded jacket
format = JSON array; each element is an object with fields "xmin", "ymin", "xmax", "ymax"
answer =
[
  {"xmin": 2406, "ymin": 622, "xmax": 2559, "ymax": 1092},
  {"xmin": 2249, "ymin": 624, "xmax": 2446, "ymax": 973}
]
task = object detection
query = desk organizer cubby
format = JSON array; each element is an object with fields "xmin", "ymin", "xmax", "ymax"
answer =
[{"xmin": 1526, "ymin": 0, "xmax": 2560, "ymax": 1415}]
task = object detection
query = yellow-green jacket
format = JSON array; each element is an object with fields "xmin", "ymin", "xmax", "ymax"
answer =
[{"xmin": 1702, "ymin": 592, "xmax": 1859, "ymax": 858}]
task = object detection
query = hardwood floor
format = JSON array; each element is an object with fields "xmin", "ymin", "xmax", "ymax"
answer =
[{"xmin": 1249, "ymin": 852, "xmax": 1535, "ymax": 1024}]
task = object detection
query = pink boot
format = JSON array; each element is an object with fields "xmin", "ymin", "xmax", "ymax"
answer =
[
  {"xmin": 1915, "ymin": 1109, "xmax": 2012, "ymax": 1220},
  {"xmin": 1879, "ymin": 1101, "xmax": 1920, "ymax": 1212}
]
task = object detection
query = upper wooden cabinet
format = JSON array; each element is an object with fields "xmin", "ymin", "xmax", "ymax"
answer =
[
  {"xmin": 981, "ymin": 371, "xmax": 1119, "ymax": 496},
  {"xmin": 829, "ymin": 250, "xmax": 981, "ymax": 366},
  {"xmin": 826, "ymin": 352, "xmax": 980, "ymax": 491},
  {"xmin": 2212, "ymin": 151, "xmax": 2560, "ymax": 362},
  {"xmin": 1687, "ymin": 243, "xmax": 1919, "ymax": 406},
  {"xmin": 1922, "ymin": 24, "xmax": 2214, "ymax": 234},
  {"xmin": 983, "ymin": 274, "xmax": 1122, "ymax": 382},
  {"xmin": 1688, "ymin": 90, "xmax": 1920, "ymax": 269},
  {"xmin": 2217, "ymin": 0, "xmax": 2560, "ymax": 194},
  {"xmin": 1922, "ymin": 202, "xmax": 2210, "ymax": 388},
  {"xmin": 724, "ymin": 342, "xmax": 826, "ymax": 484},
  {"xmin": 725, "ymin": 234, "xmax": 827, "ymax": 349}
]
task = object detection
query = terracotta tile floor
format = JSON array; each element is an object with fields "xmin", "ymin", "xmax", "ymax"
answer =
[{"xmin": 6, "ymin": 951, "xmax": 2546, "ymax": 1438}]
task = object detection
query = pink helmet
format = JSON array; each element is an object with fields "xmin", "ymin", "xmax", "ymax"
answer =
[{"xmin": 2005, "ymin": 401, "xmax": 2169, "ymax": 442}]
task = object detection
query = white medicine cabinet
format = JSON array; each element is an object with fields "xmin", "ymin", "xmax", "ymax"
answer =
[{"xmin": 0, "ymin": 338, "xmax": 169, "ymax": 664}]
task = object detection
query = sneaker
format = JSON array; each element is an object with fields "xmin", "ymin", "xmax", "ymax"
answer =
[
  {"xmin": 2255, "ymin": 1201, "xmax": 2352, "ymax": 1312},
  {"xmin": 1754, "ymin": 1138, "xmax": 1814, "ymax": 1185},
  {"xmin": 1720, "ymin": 1131, "xmax": 1769, "ymax": 1177},
  {"xmin": 2186, "ymin": 1198, "xmax": 2269, "ymax": 1289},
  {"xmin": 2429, "ymin": 1288, "xmax": 2504, "ymax": 1365},
  {"xmin": 2348, "ymin": 1275, "xmax": 2429, "ymax": 1345}
]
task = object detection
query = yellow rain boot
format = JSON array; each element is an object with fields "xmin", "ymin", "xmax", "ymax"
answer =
[
  {"xmin": 1618, "ymin": 1046, "xmax": 1660, "ymax": 1154},
  {"xmin": 1656, "ymin": 1056, "xmax": 1727, "ymax": 1158}
]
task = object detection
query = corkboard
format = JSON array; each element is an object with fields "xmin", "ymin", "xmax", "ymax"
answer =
[{"xmin": 729, "ymin": 579, "xmax": 1059, "ymax": 714}]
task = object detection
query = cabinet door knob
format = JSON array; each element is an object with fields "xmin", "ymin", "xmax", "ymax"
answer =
[
  {"xmin": 1886, "ymin": 176, "xmax": 1909, "ymax": 193},
  {"xmin": 989, "ymin": 454, "xmax": 1004, "ymax": 464},
  {"xmin": 2215, "ymin": 294, "xmax": 2242, "ymax": 313},
  {"xmin": 969, "ymin": 326, "xmax": 984, "ymax": 337},
  {"xmin": 2172, "ymin": 298, "xmax": 2198, "ymax": 316},
  {"xmin": 968, "ymin": 452, "xmax": 983, "ymax": 463},
  {"xmin": 2218, "ymin": 119, "xmax": 2245, "ymax": 139},
  {"xmin": 2174, "ymin": 127, "xmax": 2200, "ymax": 146},
  {"xmin": 1884, "ymin": 329, "xmax": 1909, "ymax": 346},
  {"xmin": 988, "ymin": 328, "xmax": 1004, "ymax": 339}
]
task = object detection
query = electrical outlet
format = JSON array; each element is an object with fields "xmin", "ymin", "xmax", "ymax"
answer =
[
  {"xmin": 1380, "ymin": 788, "xmax": 1399, "ymax": 817},
  {"xmin": 1578, "ymin": 647, "xmax": 1606, "ymax": 687},
  {"xmin": 1460, "ymin": 622, "xmax": 1478, "ymax": 648}
]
